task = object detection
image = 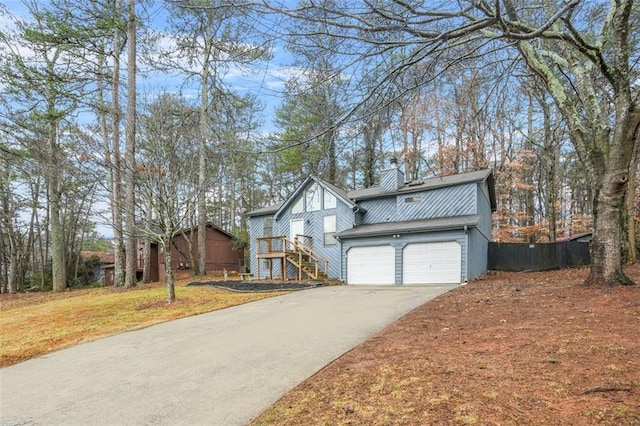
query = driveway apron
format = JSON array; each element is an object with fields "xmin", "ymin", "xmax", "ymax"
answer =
[{"xmin": 0, "ymin": 284, "xmax": 455, "ymax": 426}]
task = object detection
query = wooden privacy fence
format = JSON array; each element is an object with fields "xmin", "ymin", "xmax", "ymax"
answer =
[{"xmin": 488, "ymin": 241, "xmax": 590, "ymax": 272}]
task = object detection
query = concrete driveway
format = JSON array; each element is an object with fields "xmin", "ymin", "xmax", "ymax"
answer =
[{"xmin": 0, "ymin": 284, "xmax": 455, "ymax": 426}]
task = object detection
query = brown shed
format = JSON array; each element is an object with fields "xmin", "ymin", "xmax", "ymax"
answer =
[
  {"xmin": 102, "ymin": 224, "xmax": 242, "ymax": 285},
  {"xmin": 160, "ymin": 223, "xmax": 243, "ymax": 280}
]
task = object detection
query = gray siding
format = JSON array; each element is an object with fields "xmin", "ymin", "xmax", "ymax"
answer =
[
  {"xmin": 396, "ymin": 184, "xmax": 476, "ymax": 221},
  {"xmin": 249, "ymin": 173, "xmax": 495, "ymax": 282},
  {"xmin": 247, "ymin": 216, "xmax": 262, "ymax": 275},
  {"xmin": 263, "ymin": 191, "xmax": 354, "ymax": 280},
  {"xmin": 476, "ymin": 182, "xmax": 493, "ymax": 240},
  {"xmin": 359, "ymin": 183, "xmax": 477, "ymax": 224},
  {"xmin": 467, "ymin": 227, "xmax": 489, "ymax": 280},
  {"xmin": 358, "ymin": 197, "xmax": 397, "ymax": 223},
  {"xmin": 340, "ymin": 230, "xmax": 468, "ymax": 284}
]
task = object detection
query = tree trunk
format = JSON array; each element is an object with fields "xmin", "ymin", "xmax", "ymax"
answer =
[
  {"xmin": 111, "ymin": 0, "xmax": 125, "ymax": 287},
  {"xmin": 585, "ymin": 170, "xmax": 634, "ymax": 286},
  {"xmin": 124, "ymin": 0, "xmax": 137, "ymax": 288},
  {"xmin": 49, "ymin": 114, "xmax": 66, "ymax": 292},
  {"xmin": 164, "ymin": 243, "xmax": 176, "ymax": 303},
  {"xmin": 142, "ymin": 206, "xmax": 151, "ymax": 283},
  {"xmin": 197, "ymin": 33, "xmax": 211, "ymax": 277}
]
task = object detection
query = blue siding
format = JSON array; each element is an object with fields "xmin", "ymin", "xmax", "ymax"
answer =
[
  {"xmin": 359, "ymin": 183, "xmax": 477, "ymax": 224},
  {"xmin": 270, "ymin": 189, "xmax": 354, "ymax": 280},
  {"xmin": 359, "ymin": 197, "xmax": 397, "ymax": 223},
  {"xmin": 396, "ymin": 184, "xmax": 476, "ymax": 221},
  {"xmin": 476, "ymin": 183, "xmax": 493, "ymax": 240},
  {"xmin": 250, "ymin": 172, "xmax": 495, "ymax": 282},
  {"xmin": 247, "ymin": 216, "xmax": 262, "ymax": 275},
  {"xmin": 467, "ymin": 227, "xmax": 489, "ymax": 280}
]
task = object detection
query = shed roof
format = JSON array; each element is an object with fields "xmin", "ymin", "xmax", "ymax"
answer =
[
  {"xmin": 336, "ymin": 215, "xmax": 481, "ymax": 239},
  {"xmin": 245, "ymin": 202, "xmax": 283, "ymax": 217}
]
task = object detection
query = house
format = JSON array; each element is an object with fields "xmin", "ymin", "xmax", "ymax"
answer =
[
  {"xmin": 79, "ymin": 251, "xmax": 115, "ymax": 285},
  {"xmin": 246, "ymin": 163, "xmax": 496, "ymax": 285},
  {"xmin": 162, "ymin": 223, "xmax": 244, "ymax": 279},
  {"xmin": 101, "ymin": 223, "xmax": 243, "ymax": 284}
]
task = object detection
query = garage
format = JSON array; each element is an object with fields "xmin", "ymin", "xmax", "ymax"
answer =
[
  {"xmin": 402, "ymin": 241, "xmax": 461, "ymax": 284},
  {"xmin": 347, "ymin": 245, "xmax": 395, "ymax": 285}
]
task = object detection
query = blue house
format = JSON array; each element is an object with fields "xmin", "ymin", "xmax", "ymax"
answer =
[{"xmin": 246, "ymin": 164, "xmax": 496, "ymax": 285}]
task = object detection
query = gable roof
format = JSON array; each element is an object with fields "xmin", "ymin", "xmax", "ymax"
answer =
[
  {"xmin": 174, "ymin": 222, "xmax": 235, "ymax": 239},
  {"xmin": 245, "ymin": 169, "xmax": 496, "ymax": 217}
]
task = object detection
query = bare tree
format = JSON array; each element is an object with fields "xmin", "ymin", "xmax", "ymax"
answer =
[
  {"xmin": 261, "ymin": 0, "xmax": 639, "ymax": 286},
  {"xmin": 137, "ymin": 92, "xmax": 200, "ymax": 302}
]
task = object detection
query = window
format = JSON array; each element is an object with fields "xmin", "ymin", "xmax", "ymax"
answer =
[
  {"xmin": 263, "ymin": 216, "xmax": 273, "ymax": 237},
  {"xmin": 306, "ymin": 183, "xmax": 321, "ymax": 211},
  {"xmin": 323, "ymin": 215, "xmax": 337, "ymax": 245},
  {"xmin": 405, "ymin": 196, "xmax": 422, "ymax": 203},
  {"xmin": 292, "ymin": 197, "xmax": 304, "ymax": 214},
  {"xmin": 324, "ymin": 190, "xmax": 337, "ymax": 209}
]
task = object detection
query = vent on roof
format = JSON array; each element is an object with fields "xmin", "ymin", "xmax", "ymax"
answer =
[
  {"xmin": 407, "ymin": 181, "xmax": 424, "ymax": 187},
  {"xmin": 405, "ymin": 196, "xmax": 422, "ymax": 203}
]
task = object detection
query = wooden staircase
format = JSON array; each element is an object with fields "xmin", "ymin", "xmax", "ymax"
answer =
[
  {"xmin": 285, "ymin": 236, "xmax": 329, "ymax": 280},
  {"xmin": 255, "ymin": 235, "xmax": 328, "ymax": 281}
]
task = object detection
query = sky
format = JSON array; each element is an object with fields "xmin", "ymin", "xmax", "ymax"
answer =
[{"xmin": 2, "ymin": 0, "xmax": 300, "ymax": 238}]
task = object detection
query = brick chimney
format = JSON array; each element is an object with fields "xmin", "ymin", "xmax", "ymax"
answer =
[{"xmin": 380, "ymin": 157, "xmax": 404, "ymax": 192}]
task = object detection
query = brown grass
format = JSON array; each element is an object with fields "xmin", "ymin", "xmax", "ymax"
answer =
[
  {"xmin": 0, "ymin": 277, "xmax": 287, "ymax": 367},
  {"xmin": 253, "ymin": 265, "xmax": 640, "ymax": 425}
]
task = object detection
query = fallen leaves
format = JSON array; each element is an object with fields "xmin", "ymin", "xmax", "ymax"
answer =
[{"xmin": 252, "ymin": 265, "xmax": 640, "ymax": 425}]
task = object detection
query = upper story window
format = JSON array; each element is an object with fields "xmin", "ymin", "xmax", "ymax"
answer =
[
  {"xmin": 263, "ymin": 216, "xmax": 273, "ymax": 237},
  {"xmin": 292, "ymin": 197, "xmax": 304, "ymax": 214},
  {"xmin": 292, "ymin": 183, "xmax": 337, "ymax": 214},
  {"xmin": 323, "ymin": 215, "xmax": 337, "ymax": 245},
  {"xmin": 324, "ymin": 190, "xmax": 337, "ymax": 209},
  {"xmin": 306, "ymin": 183, "xmax": 322, "ymax": 211}
]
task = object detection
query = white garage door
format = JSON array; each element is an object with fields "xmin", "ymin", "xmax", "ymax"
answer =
[
  {"xmin": 403, "ymin": 241, "xmax": 461, "ymax": 284},
  {"xmin": 347, "ymin": 245, "xmax": 395, "ymax": 285}
]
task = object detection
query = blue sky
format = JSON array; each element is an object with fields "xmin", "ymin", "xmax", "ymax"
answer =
[{"xmin": 2, "ymin": 0, "xmax": 301, "ymax": 237}]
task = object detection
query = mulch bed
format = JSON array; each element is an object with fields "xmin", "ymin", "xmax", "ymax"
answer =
[
  {"xmin": 253, "ymin": 264, "xmax": 640, "ymax": 425},
  {"xmin": 186, "ymin": 280, "xmax": 323, "ymax": 292}
]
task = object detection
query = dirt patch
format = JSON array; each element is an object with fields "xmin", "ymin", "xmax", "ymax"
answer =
[
  {"xmin": 253, "ymin": 265, "xmax": 640, "ymax": 425},
  {"xmin": 186, "ymin": 280, "xmax": 323, "ymax": 292}
]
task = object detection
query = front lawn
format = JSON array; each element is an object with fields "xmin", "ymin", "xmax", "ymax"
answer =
[{"xmin": 0, "ymin": 277, "xmax": 288, "ymax": 367}]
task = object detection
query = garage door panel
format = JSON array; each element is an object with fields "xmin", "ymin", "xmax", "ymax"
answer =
[
  {"xmin": 403, "ymin": 241, "xmax": 461, "ymax": 284},
  {"xmin": 347, "ymin": 245, "xmax": 395, "ymax": 285}
]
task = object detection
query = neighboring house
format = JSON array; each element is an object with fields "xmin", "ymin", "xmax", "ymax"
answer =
[
  {"xmin": 80, "ymin": 251, "xmax": 115, "ymax": 285},
  {"xmin": 164, "ymin": 223, "xmax": 244, "ymax": 278},
  {"xmin": 246, "ymin": 163, "xmax": 496, "ymax": 285},
  {"xmin": 101, "ymin": 223, "xmax": 243, "ymax": 284}
]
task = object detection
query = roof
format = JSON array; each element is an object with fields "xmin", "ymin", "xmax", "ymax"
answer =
[
  {"xmin": 245, "ymin": 176, "xmax": 356, "ymax": 219},
  {"xmin": 245, "ymin": 168, "xmax": 496, "ymax": 217},
  {"xmin": 556, "ymin": 232, "xmax": 592, "ymax": 242},
  {"xmin": 80, "ymin": 251, "xmax": 115, "ymax": 264},
  {"xmin": 336, "ymin": 215, "xmax": 481, "ymax": 239},
  {"xmin": 348, "ymin": 169, "xmax": 494, "ymax": 203},
  {"xmin": 245, "ymin": 202, "xmax": 283, "ymax": 217},
  {"xmin": 273, "ymin": 176, "xmax": 356, "ymax": 220},
  {"xmin": 175, "ymin": 222, "xmax": 235, "ymax": 239}
]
